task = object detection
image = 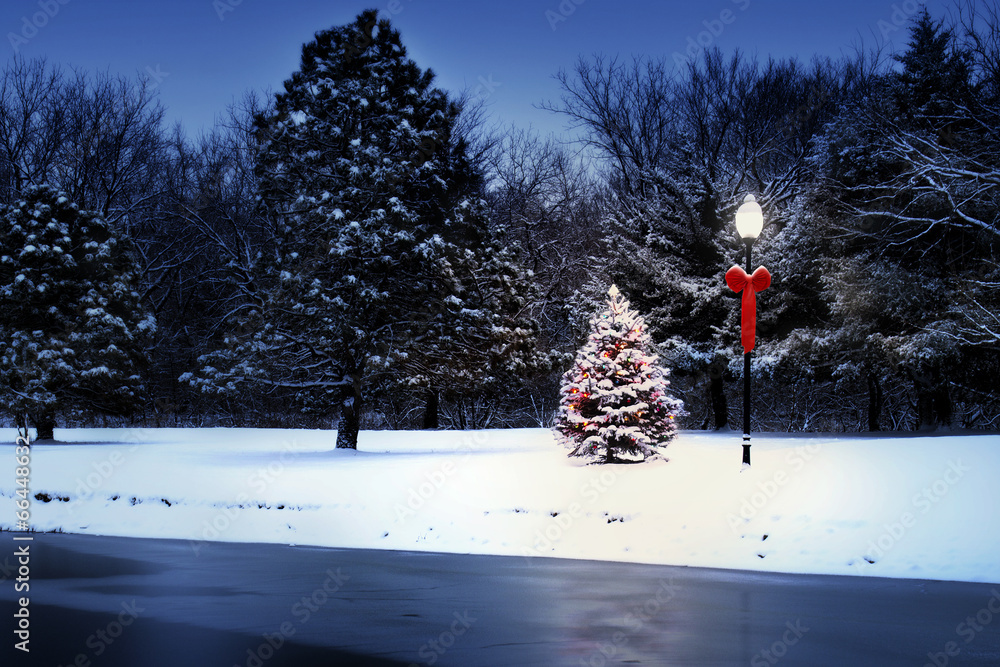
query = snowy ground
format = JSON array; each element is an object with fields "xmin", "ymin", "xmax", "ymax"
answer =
[{"xmin": 2, "ymin": 427, "xmax": 998, "ymax": 584}]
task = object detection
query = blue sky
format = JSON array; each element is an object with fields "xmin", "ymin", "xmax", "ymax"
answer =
[{"xmin": 2, "ymin": 0, "xmax": 954, "ymax": 139}]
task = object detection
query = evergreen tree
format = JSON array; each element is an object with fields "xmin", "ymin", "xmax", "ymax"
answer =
[
  {"xmin": 555, "ymin": 285, "xmax": 682, "ymax": 462},
  {"xmin": 0, "ymin": 185, "xmax": 154, "ymax": 439},
  {"xmin": 184, "ymin": 11, "xmax": 541, "ymax": 444},
  {"xmin": 390, "ymin": 197, "xmax": 547, "ymax": 429},
  {"xmin": 894, "ymin": 7, "xmax": 973, "ymax": 123},
  {"xmin": 813, "ymin": 7, "xmax": 998, "ymax": 429}
]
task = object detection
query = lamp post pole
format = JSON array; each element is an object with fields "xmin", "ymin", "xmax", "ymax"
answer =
[
  {"xmin": 733, "ymin": 193, "xmax": 763, "ymax": 469},
  {"xmin": 742, "ymin": 238, "xmax": 753, "ymax": 467}
]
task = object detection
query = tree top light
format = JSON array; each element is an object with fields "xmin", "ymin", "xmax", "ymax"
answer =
[{"xmin": 735, "ymin": 194, "xmax": 763, "ymax": 240}]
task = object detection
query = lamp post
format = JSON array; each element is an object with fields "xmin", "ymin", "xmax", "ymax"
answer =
[{"xmin": 735, "ymin": 194, "xmax": 763, "ymax": 468}]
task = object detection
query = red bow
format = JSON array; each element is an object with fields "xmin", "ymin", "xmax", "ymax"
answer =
[{"xmin": 726, "ymin": 266, "xmax": 771, "ymax": 354}]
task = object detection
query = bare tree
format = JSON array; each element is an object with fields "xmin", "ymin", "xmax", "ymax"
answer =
[
  {"xmin": 135, "ymin": 91, "xmax": 278, "ymax": 424},
  {"xmin": 540, "ymin": 54, "xmax": 678, "ymax": 197},
  {"xmin": 483, "ymin": 126, "xmax": 604, "ymax": 346},
  {"xmin": 56, "ymin": 69, "xmax": 167, "ymax": 229},
  {"xmin": 0, "ymin": 58, "xmax": 66, "ymax": 201}
]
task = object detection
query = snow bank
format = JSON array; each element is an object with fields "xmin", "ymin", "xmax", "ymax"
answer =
[{"xmin": 2, "ymin": 427, "xmax": 998, "ymax": 583}]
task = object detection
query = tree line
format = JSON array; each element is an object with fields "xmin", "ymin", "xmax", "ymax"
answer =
[{"xmin": 1, "ymin": 3, "xmax": 997, "ymax": 442}]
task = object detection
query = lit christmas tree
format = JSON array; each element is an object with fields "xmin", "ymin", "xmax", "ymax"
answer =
[{"xmin": 556, "ymin": 285, "xmax": 683, "ymax": 462}]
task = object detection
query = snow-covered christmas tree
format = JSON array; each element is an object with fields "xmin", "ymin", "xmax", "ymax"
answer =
[{"xmin": 555, "ymin": 285, "xmax": 682, "ymax": 462}]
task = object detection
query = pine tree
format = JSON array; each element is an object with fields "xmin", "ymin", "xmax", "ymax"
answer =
[
  {"xmin": 894, "ymin": 7, "xmax": 973, "ymax": 123},
  {"xmin": 389, "ymin": 197, "xmax": 548, "ymax": 428},
  {"xmin": 185, "ymin": 11, "xmax": 541, "ymax": 444},
  {"xmin": 555, "ymin": 285, "xmax": 682, "ymax": 462},
  {"xmin": 812, "ymin": 6, "xmax": 997, "ymax": 430},
  {"xmin": 0, "ymin": 185, "xmax": 155, "ymax": 439}
]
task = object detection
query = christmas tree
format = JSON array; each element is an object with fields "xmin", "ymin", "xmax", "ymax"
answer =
[{"xmin": 556, "ymin": 285, "xmax": 682, "ymax": 462}]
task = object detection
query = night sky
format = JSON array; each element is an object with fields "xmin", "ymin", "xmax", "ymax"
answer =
[{"xmin": 2, "ymin": 0, "xmax": 955, "ymax": 138}]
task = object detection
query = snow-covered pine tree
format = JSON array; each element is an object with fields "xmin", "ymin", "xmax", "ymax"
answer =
[
  {"xmin": 894, "ymin": 6, "xmax": 973, "ymax": 123},
  {"xmin": 813, "ymin": 6, "xmax": 996, "ymax": 429},
  {"xmin": 184, "ymin": 11, "xmax": 542, "ymax": 445},
  {"xmin": 0, "ymin": 185, "xmax": 155, "ymax": 439},
  {"xmin": 390, "ymin": 197, "xmax": 548, "ymax": 429},
  {"xmin": 556, "ymin": 285, "xmax": 682, "ymax": 462}
]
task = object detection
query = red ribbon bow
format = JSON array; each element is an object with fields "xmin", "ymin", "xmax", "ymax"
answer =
[{"xmin": 726, "ymin": 265, "xmax": 771, "ymax": 354}]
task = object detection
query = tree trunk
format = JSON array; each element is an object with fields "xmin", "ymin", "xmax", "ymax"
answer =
[
  {"xmin": 914, "ymin": 370, "xmax": 951, "ymax": 430},
  {"xmin": 915, "ymin": 383, "xmax": 934, "ymax": 430},
  {"xmin": 866, "ymin": 371, "xmax": 883, "ymax": 431},
  {"xmin": 932, "ymin": 383, "xmax": 952, "ymax": 429},
  {"xmin": 335, "ymin": 373, "xmax": 362, "ymax": 449},
  {"xmin": 32, "ymin": 412, "xmax": 56, "ymax": 441},
  {"xmin": 710, "ymin": 374, "xmax": 728, "ymax": 430},
  {"xmin": 15, "ymin": 413, "xmax": 28, "ymax": 439},
  {"xmin": 422, "ymin": 390, "xmax": 439, "ymax": 429}
]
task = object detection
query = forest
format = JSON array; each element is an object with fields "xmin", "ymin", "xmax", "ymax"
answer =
[{"xmin": 1, "ymin": 4, "xmax": 998, "ymax": 445}]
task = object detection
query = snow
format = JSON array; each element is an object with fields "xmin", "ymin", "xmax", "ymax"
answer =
[{"xmin": 2, "ymin": 428, "xmax": 998, "ymax": 584}]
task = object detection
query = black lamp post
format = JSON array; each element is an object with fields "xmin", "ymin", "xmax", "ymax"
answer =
[{"xmin": 735, "ymin": 194, "xmax": 763, "ymax": 468}]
